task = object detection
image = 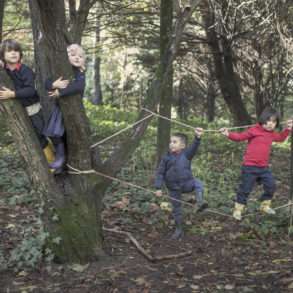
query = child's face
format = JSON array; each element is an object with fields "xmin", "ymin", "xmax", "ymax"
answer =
[
  {"xmin": 169, "ymin": 136, "xmax": 186, "ymax": 153},
  {"xmin": 67, "ymin": 48, "xmax": 85, "ymax": 70},
  {"xmin": 262, "ymin": 117, "xmax": 277, "ymax": 131},
  {"xmin": 4, "ymin": 49, "xmax": 20, "ymax": 64}
]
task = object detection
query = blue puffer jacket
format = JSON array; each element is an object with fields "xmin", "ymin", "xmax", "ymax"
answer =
[{"xmin": 154, "ymin": 137, "xmax": 201, "ymax": 190}]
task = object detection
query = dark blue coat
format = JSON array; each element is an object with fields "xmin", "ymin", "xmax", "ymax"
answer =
[
  {"xmin": 45, "ymin": 67, "xmax": 85, "ymax": 98},
  {"xmin": 5, "ymin": 63, "xmax": 40, "ymax": 107},
  {"xmin": 154, "ymin": 137, "xmax": 201, "ymax": 191}
]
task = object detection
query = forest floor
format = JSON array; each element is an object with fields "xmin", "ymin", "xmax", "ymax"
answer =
[
  {"xmin": 1, "ymin": 189, "xmax": 293, "ymax": 292},
  {"xmin": 1, "ymin": 136, "xmax": 293, "ymax": 292}
]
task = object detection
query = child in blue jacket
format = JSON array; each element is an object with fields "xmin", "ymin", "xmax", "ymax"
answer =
[
  {"xmin": 155, "ymin": 128, "xmax": 207, "ymax": 239},
  {"xmin": 43, "ymin": 44, "xmax": 86, "ymax": 173},
  {"xmin": 0, "ymin": 39, "xmax": 54, "ymax": 163}
]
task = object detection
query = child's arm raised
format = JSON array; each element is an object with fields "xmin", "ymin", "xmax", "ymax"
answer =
[
  {"xmin": 185, "ymin": 128, "xmax": 203, "ymax": 160},
  {"xmin": 219, "ymin": 127, "xmax": 254, "ymax": 141}
]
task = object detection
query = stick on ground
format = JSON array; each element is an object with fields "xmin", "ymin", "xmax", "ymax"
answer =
[{"xmin": 103, "ymin": 227, "xmax": 192, "ymax": 262}]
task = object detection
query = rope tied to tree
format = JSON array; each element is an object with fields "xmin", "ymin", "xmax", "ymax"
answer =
[
  {"xmin": 90, "ymin": 113, "xmax": 154, "ymax": 148},
  {"xmin": 67, "ymin": 164, "xmax": 234, "ymax": 218}
]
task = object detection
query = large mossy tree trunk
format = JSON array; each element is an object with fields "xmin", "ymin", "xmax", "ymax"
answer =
[
  {"xmin": 156, "ymin": 0, "xmax": 173, "ymax": 164},
  {"xmin": 0, "ymin": 68, "xmax": 64, "ymax": 249},
  {"xmin": 27, "ymin": 0, "xmax": 103, "ymax": 263}
]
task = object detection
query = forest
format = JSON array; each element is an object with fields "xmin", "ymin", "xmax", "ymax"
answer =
[{"xmin": 0, "ymin": 0, "xmax": 293, "ymax": 292}]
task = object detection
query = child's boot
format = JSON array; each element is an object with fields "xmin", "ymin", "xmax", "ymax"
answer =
[
  {"xmin": 171, "ymin": 224, "xmax": 183, "ymax": 240},
  {"xmin": 195, "ymin": 192, "xmax": 208, "ymax": 212},
  {"xmin": 43, "ymin": 144, "xmax": 55, "ymax": 164},
  {"xmin": 233, "ymin": 202, "xmax": 245, "ymax": 221},
  {"xmin": 259, "ymin": 200, "xmax": 276, "ymax": 215},
  {"xmin": 49, "ymin": 143, "xmax": 65, "ymax": 170}
]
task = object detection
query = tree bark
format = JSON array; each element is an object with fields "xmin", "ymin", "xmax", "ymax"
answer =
[
  {"xmin": 68, "ymin": 0, "xmax": 96, "ymax": 43},
  {"xmin": 29, "ymin": 0, "xmax": 102, "ymax": 263},
  {"xmin": 156, "ymin": 0, "xmax": 173, "ymax": 163},
  {"xmin": 206, "ymin": 58, "xmax": 216, "ymax": 122},
  {"xmin": 28, "ymin": 0, "xmax": 54, "ymax": 121},
  {"xmin": 0, "ymin": 68, "xmax": 63, "ymax": 247},
  {"xmin": 92, "ymin": 2, "xmax": 103, "ymax": 105},
  {"xmin": 201, "ymin": 1, "xmax": 251, "ymax": 125},
  {"xmin": 0, "ymin": 0, "xmax": 5, "ymax": 42}
]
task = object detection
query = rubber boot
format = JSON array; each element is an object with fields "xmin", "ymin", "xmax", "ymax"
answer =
[
  {"xmin": 260, "ymin": 200, "xmax": 276, "ymax": 215},
  {"xmin": 196, "ymin": 192, "xmax": 208, "ymax": 212},
  {"xmin": 171, "ymin": 225, "xmax": 183, "ymax": 240},
  {"xmin": 233, "ymin": 202, "xmax": 245, "ymax": 221},
  {"xmin": 49, "ymin": 143, "xmax": 65, "ymax": 171},
  {"xmin": 43, "ymin": 144, "xmax": 55, "ymax": 164}
]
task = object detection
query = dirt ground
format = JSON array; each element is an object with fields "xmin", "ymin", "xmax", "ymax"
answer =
[{"xmin": 1, "ymin": 199, "xmax": 293, "ymax": 293}]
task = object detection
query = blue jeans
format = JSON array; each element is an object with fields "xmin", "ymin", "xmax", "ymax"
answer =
[
  {"xmin": 236, "ymin": 166, "xmax": 276, "ymax": 205},
  {"xmin": 169, "ymin": 179, "xmax": 204, "ymax": 225}
]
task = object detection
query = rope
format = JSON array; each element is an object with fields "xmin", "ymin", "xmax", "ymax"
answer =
[
  {"xmin": 66, "ymin": 165, "xmax": 293, "ymax": 220},
  {"xmin": 142, "ymin": 108, "xmax": 291, "ymax": 132},
  {"xmin": 89, "ymin": 107, "xmax": 292, "ymax": 149},
  {"xmin": 90, "ymin": 113, "xmax": 154, "ymax": 148},
  {"xmin": 142, "ymin": 108, "xmax": 256, "ymax": 132},
  {"xmin": 67, "ymin": 164, "xmax": 233, "ymax": 218}
]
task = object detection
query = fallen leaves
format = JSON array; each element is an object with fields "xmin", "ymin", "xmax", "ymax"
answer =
[{"xmin": 69, "ymin": 263, "xmax": 89, "ymax": 272}]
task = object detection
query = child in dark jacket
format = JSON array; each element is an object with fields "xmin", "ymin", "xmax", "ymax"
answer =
[
  {"xmin": 0, "ymin": 39, "xmax": 54, "ymax": 163},
  {"xmin": 220, "ymin": 107, "xmax": 293, "ymax": 220},
  {"xmin": 154, "ymin": 128, "xmax": 207, "ymax": 239},
  {"xmin": 43, "ymin": 44, "xmax": 86, "ymax": 173}
]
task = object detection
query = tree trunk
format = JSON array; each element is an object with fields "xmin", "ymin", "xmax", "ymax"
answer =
[
  {"xmin": 0, "ymin": 0, "xmax": 5, "ymax": 42},
  {"xmin": 156, "ymin": 0, "xmax": 173, "ymax": 164},
  {"xmin": 0, "ymin": 68, "xmax": 64, "ymax": 254},
  {"xmin": 68, "ymin": 0, "xmax": 95, "ymax": 44},
  {"xmin": 30, "ymin": 0, "xmax": 102, "ymax": 263},
  {"xmin": 28, "ymin": 0, "xmax": 54, "ymax": 121},
  {"xmin": 92, "ymin": 2, "xmax": 103, "ymax": 105},
  {"xmin": 201, "ymin": 1, "xmax": 251, "ymax": 125},
  {"xmin": 206, "ymin": 58, "xmax": 216, "ymax": 122}
]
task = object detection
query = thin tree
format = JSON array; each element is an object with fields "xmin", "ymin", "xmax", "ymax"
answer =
[{"xmin": 156, "ymin": 0, "xmax": 173, "ymax": 163}]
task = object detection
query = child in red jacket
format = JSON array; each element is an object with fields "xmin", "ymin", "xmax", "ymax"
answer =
[{"xmin": 220, "ymin": 107, "xmax": 293, "ymax": 220}]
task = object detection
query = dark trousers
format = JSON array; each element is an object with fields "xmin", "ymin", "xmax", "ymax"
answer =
[
  {"xmin": 236, "ymin": 166, "xmax": 276, "ymax": 205},
  {"xmin": 30, "ymin": 110, "xmax": 48, "ymax": 149},
  {"xmin": 169, "ymin": 179, "xmax": 204, "ymax": 225}
]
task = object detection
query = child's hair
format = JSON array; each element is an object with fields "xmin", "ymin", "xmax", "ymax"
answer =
[
  {"xmin": 0, "ymin": 39, "xmax": 23, "ymax": 62},
  {"xmin": 172, "ymin": 132, "xmax": 188, "ymax": 146},
  {"xmin": 258, "ymin": 107, "xmax": 280, "ymax": 128}
]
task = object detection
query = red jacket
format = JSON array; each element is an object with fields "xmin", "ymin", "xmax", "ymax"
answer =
[{"xmin": 228, "ymin": 124, "xmax": 290, "ymax": 167}]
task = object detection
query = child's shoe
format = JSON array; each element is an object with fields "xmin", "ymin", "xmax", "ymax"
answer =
[
  {"xmin": 259, "ymin": 200, "xmax": 276, "ymax": 215},
  {"xmin": 49, "ymin": 143, "xmax": 65, "ymax": 170},
  {"xmin": 196, "ymin": 201, "xmax": 208, "ymax": 213},
  {"xmin": 171, "ymin": 226, "xmax": 183, "ymax": 240},
  {"xmin": 43, "ymin": 144, "xmax": 55, "ymax": 164},
  {"xmin": 233, "ymin": 202, "xmax": 245, "ymax": 221}
]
